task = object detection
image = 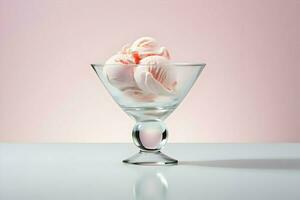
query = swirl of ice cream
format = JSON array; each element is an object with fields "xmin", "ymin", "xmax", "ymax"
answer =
[
  {"xmin": 134, "ymin": 56, "xmax": 177, "ymax": 95},
  {"xmin": 103, "ymin": 37, "xmax": 176, "ymax": 98},
  {"xmin": 129, "ymin": 37, "xmax": 170, "ymax": 62}
]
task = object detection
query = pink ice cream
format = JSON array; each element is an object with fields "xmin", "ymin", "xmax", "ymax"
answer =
[
  {"xmin": 103, "ymin": 54, "xmax": 136, "ymax": 90},
  {"xmin": 135, "ymin": 56, "xmax": 177, "ymax": 95},
  {"xmin": 103, "ymin": 37, "xmax": 176, "ymax": 98},
  {"xmin": 129, "ymin": 37, "xmax": 170, "ymax": 61}
]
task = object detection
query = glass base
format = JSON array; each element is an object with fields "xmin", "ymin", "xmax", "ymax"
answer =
[{"xmin": 123, "ymin": 151, "xmax": 178, "ymax": 166}]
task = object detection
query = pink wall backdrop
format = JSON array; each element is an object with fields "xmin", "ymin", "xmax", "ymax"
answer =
[{"xmin": 0, "ymin": 0, "xmax": 299, "ymax": 143}]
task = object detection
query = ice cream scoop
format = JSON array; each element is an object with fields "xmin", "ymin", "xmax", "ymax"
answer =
[
  {"xmin": 130, "ymin": 37, "xmax": 170, "ymax": 62},
  {"xmin": 103, "ymin": 37, "xmax": 176, "ymax": 98},
  {"xmin": 103, "ymin": 54, "xmax": 136, "ymax": 90},
  {"xmin": 134, "ymin": 56, "xmax": 177, "ymax": 95}
]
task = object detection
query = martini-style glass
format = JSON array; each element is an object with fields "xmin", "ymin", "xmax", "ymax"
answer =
[{"xmin": 91, "ymin": 63, "xmax": 205, "ymax": 165}]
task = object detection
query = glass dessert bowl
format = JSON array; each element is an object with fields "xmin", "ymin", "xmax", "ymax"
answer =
[{"xmin": 91, "ymin": 63, "xmax": 205, "ymax": 165}]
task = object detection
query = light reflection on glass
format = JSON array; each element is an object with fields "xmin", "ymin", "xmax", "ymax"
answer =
[{"xmin": 133, "ymin": 172, "xmax": 168, "ymax": 200}]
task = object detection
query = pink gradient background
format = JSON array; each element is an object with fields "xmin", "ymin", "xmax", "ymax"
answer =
[{"xmin": 0, "ymin": 0, "xmax": 299, "ymax": 143}]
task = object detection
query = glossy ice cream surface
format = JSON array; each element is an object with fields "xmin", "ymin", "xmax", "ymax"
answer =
[{"xmin": 103, "ymin": 37, "xmax": 176, "ymax": 100}]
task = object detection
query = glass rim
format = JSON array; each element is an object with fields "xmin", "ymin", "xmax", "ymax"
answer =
[{"xmin": 91, "ymin": 63, "xmax": 206, "ymax": 67}]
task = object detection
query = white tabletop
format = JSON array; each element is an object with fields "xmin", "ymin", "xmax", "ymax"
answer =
[{"xmin": 1, "ymin": 143, "xmax": 300, "ymax": 200}]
